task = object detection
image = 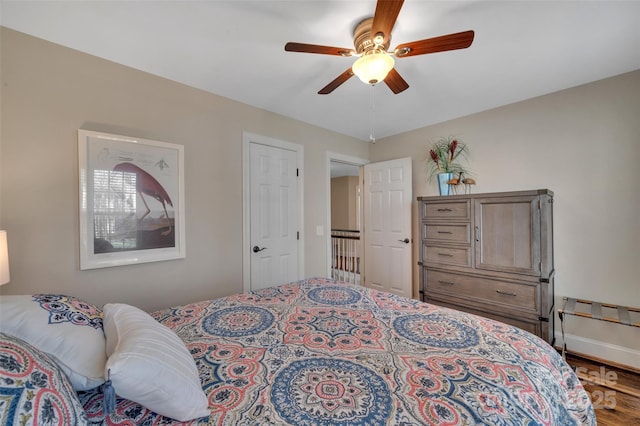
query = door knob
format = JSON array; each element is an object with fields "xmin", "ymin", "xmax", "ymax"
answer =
[
  {"xmin": 398, "ymin": 238, "xmax": 410, "ymax": 244},
  {"xmin": 252, "ymin": 246, "xmax": 267, "ymax": 253}
]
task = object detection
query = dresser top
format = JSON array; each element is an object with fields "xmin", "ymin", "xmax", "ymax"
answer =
[{"xmin": 417, "ymin": 189, "xmax": 553, "ymax": 201}]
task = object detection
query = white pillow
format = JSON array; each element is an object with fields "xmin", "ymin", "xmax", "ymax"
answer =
[
  {"xmin": 103, "ymin": 303, "xmax": 210, "ymax": 422},
  {"xmin": 0, "ymin": 294, "xmax": 106, "ymax": 390}
]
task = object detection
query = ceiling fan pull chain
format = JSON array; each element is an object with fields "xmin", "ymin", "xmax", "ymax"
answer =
[{"xmin": 369, "ymin": 84, "xmax": 376, "ymax": 144}]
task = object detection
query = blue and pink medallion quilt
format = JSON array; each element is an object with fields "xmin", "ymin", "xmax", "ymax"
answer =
[{"xmin": 80, "ymin": 278, "xmax": 595, "ymax": 425}]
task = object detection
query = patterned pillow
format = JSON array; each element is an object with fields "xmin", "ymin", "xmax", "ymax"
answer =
[
  {"xmin": 0, "ymin": 295, "xmax": 106, "ymax": 390},
  {"xmin": 0, "ymin": 332, "xmax": 88, "ymax": 425}
]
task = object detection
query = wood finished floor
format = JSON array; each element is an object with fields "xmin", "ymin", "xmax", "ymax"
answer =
[{"xmin": 564, "ymin": 352, "xmax": 640, "ymax": 425}]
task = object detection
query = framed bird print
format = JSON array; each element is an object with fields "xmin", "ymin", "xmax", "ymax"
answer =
[{"xmin": 78, "ymin": 129, "xmax": 185, "ymax": 269}]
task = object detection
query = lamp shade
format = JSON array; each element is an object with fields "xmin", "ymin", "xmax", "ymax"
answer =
[
  {"xmin": 0, "ymin": 230, "xmax": 9, "ymax": 285},
  {"xmin": 352, "ymin": 52, "xmax": 394, "ymax": 85}
]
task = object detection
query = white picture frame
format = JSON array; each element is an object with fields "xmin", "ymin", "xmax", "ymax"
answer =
[{"xmin": 78, "ymin": 130, "xmax": 185, "ymax": 270}]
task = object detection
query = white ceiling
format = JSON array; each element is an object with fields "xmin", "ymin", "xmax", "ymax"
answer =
[{"xmin": 2, "ymin": 1, "xmax": 639, "ymax": 141}]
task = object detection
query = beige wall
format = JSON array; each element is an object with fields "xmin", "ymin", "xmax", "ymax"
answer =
[
  {"xmin": 331, "ymin": 176, "xmax": 359, "ymax": 230},
  {"xmin": 346, "ymin": 176, "xmax": 359, "ymax": 230},
  {"xmin": 0, "ymin": 28, "xmax": 369, "ymax": 311},
  {"xmin": 331, "ymin": 177, "xmax": 349, "ymax": 230},
  {"xmin": 370, "ymin": 70, "xmax": 640, "ymax": 367}
]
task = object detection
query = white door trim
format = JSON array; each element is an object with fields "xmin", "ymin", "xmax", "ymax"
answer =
[
  {"xmin": 243, "ymin": 132, "xmax": 305, "ymax": 292},
  {"xmin": 325, "ymin": 152, "xmax": 368, "ymax": 278}
]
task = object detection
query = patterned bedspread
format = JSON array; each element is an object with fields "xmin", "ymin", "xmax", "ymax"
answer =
[{"xmin": 80, "ymin": 278, "xmax": 595, "ymax": 425}]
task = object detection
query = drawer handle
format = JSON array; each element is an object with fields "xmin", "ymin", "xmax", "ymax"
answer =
[
  {"xmin": 437, "ymin": 231, "xmax": 453, "ymax": 234},
  {"xmin": 437, "ymin": 280, "xmax": 455, "ymax": 286},
  {"xmin": 437, "ymin": 208, "xmax": 452, "ymax": 212},
  {"xmin": 496, "ymin": 290, "xmax": 517, "ymax": 297},
  {"xmin": 437, "ymin": 253, "xmax": 453, "ymax": 257}
]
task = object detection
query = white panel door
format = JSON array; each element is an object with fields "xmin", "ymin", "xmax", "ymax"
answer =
[
  {"xmin": 363, "ymin": 157, "xmax": 412, "ymax": 297},
  {"xmin": 250, "ymin": 143, "xmax": 298, "ymax": 290}
]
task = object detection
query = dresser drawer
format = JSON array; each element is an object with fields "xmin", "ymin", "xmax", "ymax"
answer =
[
  {"xmin": 425, "ymin": 297, "xmax": 541, "ymax": 336},
  {"xmin": 421, "ymin": 200, "xmax": 470, "ymax": 220},
  {"xmin": 423, "ymin": 223, "xmax": 470, "ymax": 244},
  {"xmin": 426, "ymin": 270, "xmax": 538, "ymax": 313},
  {"xmin": 424, "ymin": 244, "xmax": 471, "ymax": 267}
]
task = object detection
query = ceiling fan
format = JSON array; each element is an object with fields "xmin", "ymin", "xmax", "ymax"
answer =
[{"xmin": 284, "ymin": 0, "xmax": 474, "ymax": 95}]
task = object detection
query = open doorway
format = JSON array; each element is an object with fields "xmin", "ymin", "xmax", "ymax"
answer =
[
  {"xmin": 326, "ymin": 154, "xmax": 413, "ymax": 296},
  {"xmin": 326, "ymin": 153, "xmax": 368, "ymax": 285}
]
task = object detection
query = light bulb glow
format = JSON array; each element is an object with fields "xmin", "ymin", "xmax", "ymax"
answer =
[{"xmin": 352, "ymin": 52, "xmax": 394, "ymax": 85}]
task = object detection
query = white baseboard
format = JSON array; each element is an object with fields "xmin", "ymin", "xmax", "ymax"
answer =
[{"xmin": 558, "ymin": 332, "xmax": 640, "ymax": 370}]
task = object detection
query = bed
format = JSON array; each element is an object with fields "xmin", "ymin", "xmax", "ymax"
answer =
[{"xmin": 1, "ymin": 277, "xmax": 595, "ymax": 425}]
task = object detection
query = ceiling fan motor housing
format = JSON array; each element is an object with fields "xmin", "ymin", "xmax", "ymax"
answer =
[{"xmin": 353, "ymin": 18, "xmax": 390, "ymax": 54}]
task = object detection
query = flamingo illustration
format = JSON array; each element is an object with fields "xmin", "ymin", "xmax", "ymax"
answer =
[{"xmin": 113, "ymin": 162, "xmax": 173, "ymax": 236}]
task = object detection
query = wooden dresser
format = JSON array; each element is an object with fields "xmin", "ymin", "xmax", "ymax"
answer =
[{"xmin": 417, "ymin": 189, "xmax": 555, "ymax": 344}]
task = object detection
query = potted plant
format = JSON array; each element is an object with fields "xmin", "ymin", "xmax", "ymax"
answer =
[{"xmin": 425, "ymin": 136, "xmax": 470, "ymax": 195}]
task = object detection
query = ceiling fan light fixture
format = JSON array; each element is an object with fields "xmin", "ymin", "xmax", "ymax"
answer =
[{"xmin": 352, "ymin": 51, "xmax": 394, "ymax": 85}]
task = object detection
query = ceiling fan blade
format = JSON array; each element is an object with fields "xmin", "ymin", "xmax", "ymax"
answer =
[
  {"xmin": 394, "ymin": 30, "xmax": 475, "ymax": 57},
  {"xmin": 384, "ymin": 68, "xmax": 409, "ymax": 94},
  {"xmin": 318, "ymin": 68, "xmax": 354, "ymax": 94},
  {"xmin": 371, "ymin": 0, "xmax": 404, "ymax": 46},
  {"xmin": 285, "ymin": 42, "xmax": 355, "ymax": 57}
]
